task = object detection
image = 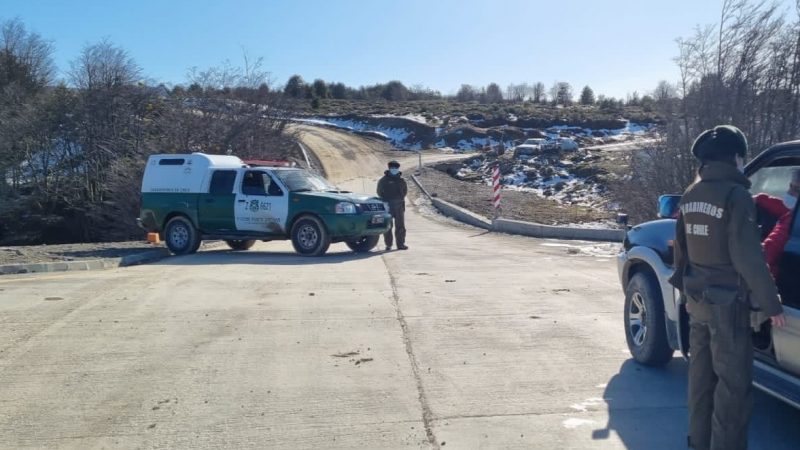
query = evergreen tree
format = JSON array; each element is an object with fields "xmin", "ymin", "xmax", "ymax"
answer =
[
  {"xmin": 580, "ymin": 85, "xmax": 595, "ymax": 105},
  {"xmin": 283, "ymin": 74, "xmax": 306, "ymax": 98}
]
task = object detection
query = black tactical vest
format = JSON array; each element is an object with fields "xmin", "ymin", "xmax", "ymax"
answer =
[{"xmin": 679, "ymin": 163, "xmax": 750, "ymax": 293}]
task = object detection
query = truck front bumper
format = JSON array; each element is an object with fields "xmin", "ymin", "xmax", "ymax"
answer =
[{"xmin": 323, "ymin": 212, "xmax": 393, "ymax": 237}]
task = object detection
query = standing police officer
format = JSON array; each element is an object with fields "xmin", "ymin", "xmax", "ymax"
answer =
[
  {"xmin": 377, "ymin": 160, "xmax": 408, "ymax": 251},
  {"xmin": 670, "ymin": 125, "xmax": 785, "ymax": 450}
]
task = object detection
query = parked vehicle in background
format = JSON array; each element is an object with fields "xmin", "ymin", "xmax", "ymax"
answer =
[
  {"xmin": 513, "ymin": 138, "xmax": 548, "ymax": 157},
  {"xmin": 556, "ymin": 138, "xmax": 579, "ymax": 151},
  {"xmin": 138, "ymin": 153, "xmax": 392, "ymax": 257},
  {"xmin": 616, "ymin": 140, "xmax": 800, "ymax": 409}
]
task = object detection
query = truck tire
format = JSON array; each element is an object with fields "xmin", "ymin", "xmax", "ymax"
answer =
[
  {"xmin": 165, "ymin": 216, "xmax": 201, "ymax": 255},
  {"xmin": 624, "ymin": 272, "xmax": 674, "ymax": 366},
  {"xmin": 345, "ymin": 235, "xmax": 379, "ymax": 253},
  {"xmin": 290, "ymin": 216, "xmax": 331, "ymax": 256},
  {"xmin": 225, "ymin": 239, "xmax": 256, "ymax": 251}
]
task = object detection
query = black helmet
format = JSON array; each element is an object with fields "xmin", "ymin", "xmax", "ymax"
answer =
[
  {"xmin": 691, "ymin": 125, "xmax": 748, "ymax": 162},
  {"xmin": 388, "ymin": 160, "xmax": 400, "ymax": 168}
]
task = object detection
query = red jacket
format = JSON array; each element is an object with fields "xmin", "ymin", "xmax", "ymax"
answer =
[{"xmin": 754, "ymin": 194, "xmax": 792, "ymax": 279}]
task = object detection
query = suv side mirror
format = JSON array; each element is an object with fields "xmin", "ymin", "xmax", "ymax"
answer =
[{"xmin": 658, "ymin": 195, "xmax": 682, "ymax": 219}]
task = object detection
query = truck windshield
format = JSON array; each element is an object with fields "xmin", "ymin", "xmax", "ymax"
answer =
[{"xmin": 274, "ymin": 169, "xmax": 336, "ymax": 192}]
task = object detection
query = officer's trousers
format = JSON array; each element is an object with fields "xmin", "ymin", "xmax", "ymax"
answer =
[
  {"xmin": 687, "ymin": 295, "xmax": 753, "ymax": 450},
  {"xmin": 384, "ymin": 202, "xmax": 406, "ymax": 248}
]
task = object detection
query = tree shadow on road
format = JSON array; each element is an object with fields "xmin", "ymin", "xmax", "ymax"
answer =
[
  {"xmin": 592, "ymin": 358, "xmax": 800, "ymax": 450},
  {"xmin": 153, "ymin": 248, "xmax": 382, "ymax": 266}
]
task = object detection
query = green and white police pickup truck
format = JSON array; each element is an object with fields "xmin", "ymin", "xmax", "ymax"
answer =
[{"xmin": 138, "ymin": 153, "xmax": 392, "ymax": 256}]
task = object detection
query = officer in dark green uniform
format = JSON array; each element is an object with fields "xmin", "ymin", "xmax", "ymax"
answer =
[
  {"xmin": 670, "ymin": 125, "xmax": 785, "ymax": 450},
  {"xmin": 377, "ymin": 160, "xmax": 408, "ymax": 251}
]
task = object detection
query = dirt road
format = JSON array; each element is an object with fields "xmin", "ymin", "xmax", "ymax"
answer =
[
  {"xmin": 293, "ymin": 124, "xmax": 469, "ymax": 185},
  {"xmin": 1, "ymin": 126, "xmax": 798, "ymax": 449}
]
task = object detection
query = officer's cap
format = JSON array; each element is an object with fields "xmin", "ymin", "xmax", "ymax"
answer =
[
  {"xmin": 388, "ymin": 160, "xmax": 400, "ymax": 168},
  {"xmin": 691, "ymin": 125, "xmax": 748, "ymax": 161}
]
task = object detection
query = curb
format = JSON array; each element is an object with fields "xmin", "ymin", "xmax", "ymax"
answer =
[
  {"xmin": 410, "ymin": 174, "xmax": 434, "ymax": 200},
  {"xmin": 431, "ymin": 198, "xmax": 493, "ymax": 231},
  {"xmin": 493, "ymin": 218, "xmax": 625, "ymax": 242},
  {"xmin": 413, "ymin": 174, "xmax": 624, "ymax": 242},
  {"xmin": 0, "ymin": 248, "xmax": 172, "ymax": 276}
]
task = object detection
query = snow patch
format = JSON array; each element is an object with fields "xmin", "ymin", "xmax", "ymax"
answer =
[{"xmin": 563, "ymin": 418, "xmax": 596, "ymax": 429}]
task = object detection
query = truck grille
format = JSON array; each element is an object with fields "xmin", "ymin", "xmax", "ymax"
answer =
[{"xmin": 359, "ymin": 203, "xmax": 385, "ymax": 212}]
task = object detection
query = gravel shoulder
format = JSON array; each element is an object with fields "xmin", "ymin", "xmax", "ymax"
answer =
[{"xmin": 0, "ymin": 241, "xmax": 163, "ymax": 266}]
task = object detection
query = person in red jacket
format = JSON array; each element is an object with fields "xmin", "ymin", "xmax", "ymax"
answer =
[{"xmin": 754, "ymin": 193, "xmax": 793, "ymax": 279}]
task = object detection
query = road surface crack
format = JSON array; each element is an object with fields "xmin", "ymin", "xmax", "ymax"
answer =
[{"xmin": 382, "ymin": 255, "xmax": 439, "ymax": 450}]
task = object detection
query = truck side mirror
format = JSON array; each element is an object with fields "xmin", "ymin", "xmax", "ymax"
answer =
[{"xmin": 658, "ymin": 195, "xmax": 682, "ymax": 219}]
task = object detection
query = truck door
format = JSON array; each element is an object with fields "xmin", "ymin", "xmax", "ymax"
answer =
[
  {"xmin": 235, "ymin": 170, "xmax": 288, "ymax": 234},
  {"xmin": 198, "ymin": 169, "xmax": 237, "ymax": 232}
]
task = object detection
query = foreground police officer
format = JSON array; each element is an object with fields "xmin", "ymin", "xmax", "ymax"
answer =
[
  {"xmin": 377, "ymin": 160, "xmax": 408, "ymax": 250},
  {"xmin": 670, "ymin": 125, "xmax": 785, "ymax": 450}
]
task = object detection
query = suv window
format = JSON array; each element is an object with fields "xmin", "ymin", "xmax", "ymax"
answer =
[
  {"xmin": 749, "ymin": 158, "xmax": 800, "ymax": 198},
  {"xmin": 209, "ymin": 170, "xmax": 236, "ymax": 195}
]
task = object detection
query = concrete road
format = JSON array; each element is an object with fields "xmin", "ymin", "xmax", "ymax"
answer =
[{"xmin": 2, "ymin": 127, "xmax": 799, "ymax": 449}]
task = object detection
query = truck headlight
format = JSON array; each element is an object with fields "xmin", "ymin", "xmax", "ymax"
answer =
[{"xmin": 335, "ymin": 202, "xmax": 357, "ymax": 214}]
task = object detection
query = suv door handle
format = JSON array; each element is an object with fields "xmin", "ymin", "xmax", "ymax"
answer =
[{"xmin": 237, "ymin": 200, "xmax": 246, "ymax": 203}]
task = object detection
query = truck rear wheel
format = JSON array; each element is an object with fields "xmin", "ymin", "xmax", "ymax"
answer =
[
  {"xmin": 290, "ymin": 216, "xmax": 331, "ymax": 256},
  {"xmin": 225, "ymin": 239, "xmax": 256, "ymax": 251},
  {"xmin": 624, "ymin": 272, "xmax": 674, "ymax": 366},
  {"xmin": 165, "ymin": 216, "xmax": 201, "ymax": 255},
  {"xmin": 345, "ymin": 235, "xmax": 379, "ymax": 253}
]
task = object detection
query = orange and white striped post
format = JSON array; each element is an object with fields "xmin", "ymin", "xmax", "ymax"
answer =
[{"xmin": 492, "ymin": 164, "xmax": 502, "ymax": 215}]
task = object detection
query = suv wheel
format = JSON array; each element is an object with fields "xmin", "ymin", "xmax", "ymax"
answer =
[
  {"xmin": 624, "ymin": 272, "xmax": 673, "ymax": 366},
  {"xmin": 165, "ymin": 216, "xmax": 201, "ymax": 255},
  {"xmin": 225, "ymin": 239, "xmax": 256, "ymax": 251},
  {"xmin": 290, "ymin": 216, "xmax": 331, "ymax": 256},
  {"xmin": 345, "ymin": 235, "xmax": 379, "ymax": 253}
]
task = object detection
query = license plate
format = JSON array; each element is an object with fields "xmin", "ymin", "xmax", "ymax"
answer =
[{"xmin": 371, "ymin": 215, "xmax": 385, "ymax": 225}]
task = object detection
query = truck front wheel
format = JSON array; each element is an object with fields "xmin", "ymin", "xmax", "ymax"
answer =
[
  {"xmin": 624, "ymin": 272, "xmax": 674, "ymax": 366},
  {"xmin": 290, "ymin": 216, "xmax": 331, "ymax": 256},
  {"xmin": 164, "ymin": 216, "xmax": 201, "ymax": 255}
]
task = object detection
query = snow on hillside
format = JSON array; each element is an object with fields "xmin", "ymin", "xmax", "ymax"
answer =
[
  {"xmin": 294, "ymin": 117, "xmax": 422, "ymax": 150},
  {"xmin": 294, "ymin": 114, "xmax": 655, "ymax": 152},
  {"xmin": 451, "ymin": 151, "xmax": 618, "ymax": 211}
]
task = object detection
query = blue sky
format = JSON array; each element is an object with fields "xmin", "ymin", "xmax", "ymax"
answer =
[{"xmin": 4, "ymin": 0, "xmax": 797, "ymax": 99}]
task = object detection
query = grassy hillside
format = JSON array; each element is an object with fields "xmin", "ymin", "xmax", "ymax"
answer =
[{"xmin": 291, "ymin": 99, "xmax": 665, "ymax": 127}]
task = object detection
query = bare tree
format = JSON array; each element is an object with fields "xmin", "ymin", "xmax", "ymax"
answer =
[
  {"xmin": 615, "ymin": 0, "xmax": 800, "ymax": 222},
  {"xmin": 69, "ymin": 39, "xmax": 140, "ymax": 90},
  {"xmin": 532, "ymin": 82, "xmax": 546, "ymax": 103},
  {"xmin": 549, "ymin": 81, "xmax": 573, "ymax": 106},
  {"xmin": 653, "ymin": 80, "xmax": 677, "ymax": 102},
  {"xmin": 0, "ymin": 18, "xmax": 55, "ymax": 91}
]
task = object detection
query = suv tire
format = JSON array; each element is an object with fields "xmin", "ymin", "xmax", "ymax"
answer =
[
  {"xmin": 225, "ymin": 239, "xmax": 256, "ymax": 251},
  {"xmin": 290, "ymin": 216, "xmax": 331, "ymax": 256},
  {"xmin": 624, "ymin": 272, "xmax": 674, "ymax": 366},
  {"xmin": 345, "ymin": 235, "xmax": 379, "ymax": 253},
  {"xmin": 165, "ymin": 216, "xmax": 201, "ymax": 255}
]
